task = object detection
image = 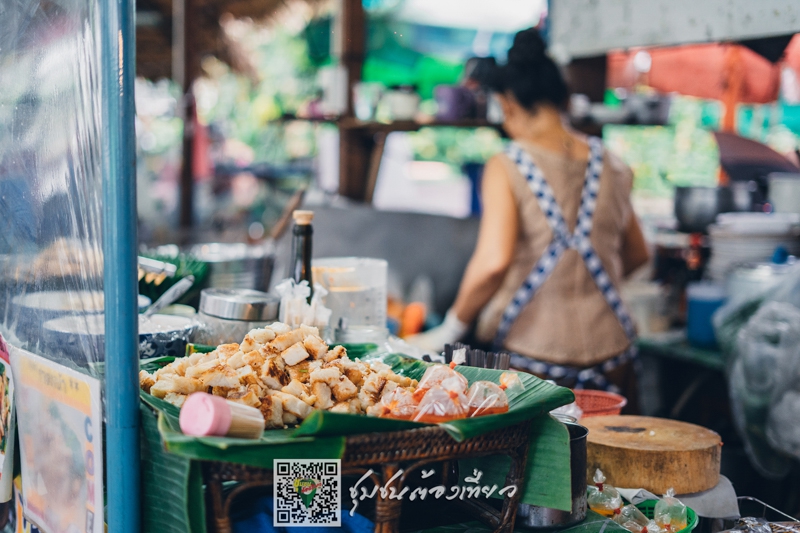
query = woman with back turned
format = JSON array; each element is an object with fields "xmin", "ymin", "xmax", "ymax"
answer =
[{"xmin": 410, "ymin": 28, "xmax": 649, "ymax": 407}]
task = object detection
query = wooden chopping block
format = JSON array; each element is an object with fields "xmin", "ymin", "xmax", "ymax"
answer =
[{"xmin": 582, "ymin": 415, "xmax": 721, "ymax": 494}]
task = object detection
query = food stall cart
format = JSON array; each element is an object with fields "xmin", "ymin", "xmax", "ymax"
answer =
[{"xmin": 3, "ymin": 1, "xmax": 799, "ymax": 533}]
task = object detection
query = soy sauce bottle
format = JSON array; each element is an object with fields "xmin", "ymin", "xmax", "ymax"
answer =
[{"xmin": 290, "ymin": 210, "xmax": 314, "ymax": 301}]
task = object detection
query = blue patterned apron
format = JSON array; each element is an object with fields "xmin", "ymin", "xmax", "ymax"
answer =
[{"xmin": 494, "ymin": 138, "xmax": 637, "ymax": 393}]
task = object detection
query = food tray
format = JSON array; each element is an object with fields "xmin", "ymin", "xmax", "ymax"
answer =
[{"xmin": 734, "ymin": 497, "xmax": 800, "ymax": 533}]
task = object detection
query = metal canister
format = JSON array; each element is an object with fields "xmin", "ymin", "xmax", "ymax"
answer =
[
  {"xmin": 517, "ymin": 421, "xmax": 588, "ymax": 528},
  {"xmin": 195, "ymin": 288, "xmax": 279, "ymax": 345}
]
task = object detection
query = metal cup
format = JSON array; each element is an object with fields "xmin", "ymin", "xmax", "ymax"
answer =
[{"xmin": 517, "ymin": 421, "xmax": 588, "ymax": 528}]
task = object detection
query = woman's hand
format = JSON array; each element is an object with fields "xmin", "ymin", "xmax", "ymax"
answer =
[{"xmin": 405, "ymin": 309, "xmax": 469, "ymax": 352}]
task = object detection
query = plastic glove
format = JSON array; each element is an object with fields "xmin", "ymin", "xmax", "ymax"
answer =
[{"xmin": 405, "ymin": 309, "xmax": 468, "ymax": 353}]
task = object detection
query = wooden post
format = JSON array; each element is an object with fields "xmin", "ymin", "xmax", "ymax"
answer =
[
  {"xmin": 719, "ymin": 45, "xmax": 743, "ymax": 185},
  {"xmin": 338, "ymin": 0, "xmax": 369, "ymax": 201},
  {"xmin": 178, "ymin": 0, "xmax": 199, "ymax": 232},
  {"xmin": 340, "ymin": 0, "xmax": 365, "ymax": 118}
]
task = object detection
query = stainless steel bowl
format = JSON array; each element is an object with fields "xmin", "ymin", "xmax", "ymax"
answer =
[{"xmin": 190, "ymin": 243, "xmax": 274, "ymax": 292}]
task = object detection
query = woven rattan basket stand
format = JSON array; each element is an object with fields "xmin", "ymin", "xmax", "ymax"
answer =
[{"xmin": 205, "ymin": 421, "xmax": 533, "ymax": 533}]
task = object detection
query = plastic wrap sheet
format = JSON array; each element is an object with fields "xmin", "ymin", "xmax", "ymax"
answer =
[
  {"xmin": 714, "ymin": 266, "xmax": 800, "ymax": 478},
  {"xmin": 0, "ymin": 0, "xmax": 105, "ymax": 373}
]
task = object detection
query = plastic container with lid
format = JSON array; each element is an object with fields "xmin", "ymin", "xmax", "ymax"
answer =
[
  {"xmin": 312, "ymin": 257, "xmax": 388, "ymax": 343},
  {"xmin": 686, "ymin": 282, "xmax": 726, "ymax": 349},
  {"xmin": 726, "ymin": 261, "xmax": 796, "ymax": 306},
  {"xmin": 195, "ymin": 288, "xmax": 279, "ymax": 345}
]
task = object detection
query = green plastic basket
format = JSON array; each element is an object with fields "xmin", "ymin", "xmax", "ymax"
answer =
[{"xmin": 635, "ymin": 500, "xmax": 699, "ymax": 533}]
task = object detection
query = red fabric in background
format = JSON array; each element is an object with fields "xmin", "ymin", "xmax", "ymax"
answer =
[{"xmin": 608, "ymin": 40, "xmax": 790, "ymax": 103}]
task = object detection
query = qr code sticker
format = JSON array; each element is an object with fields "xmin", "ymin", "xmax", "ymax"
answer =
[{"xmin": 274, "ymin": 459, "xmax": 341, "ymax": 527}]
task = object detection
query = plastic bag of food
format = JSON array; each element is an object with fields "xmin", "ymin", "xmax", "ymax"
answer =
[
  {"xmin": 728, "ymin": 302, "xmax": 800, "ymax": 478},
  {"xmin": 615, "ymin": 504, "xmax": 649, "ymax": 527},
  {"xmin": 732, "ymin": 517, "xmax": 771, "ymax": 533},
  {"xmin": 654, "ymin": 488, "xmax": 688, "ymax": 532},
  {"xmin": 614, "ymin": 505, "xmax": 664, "ymax": 533},
  {"xmin": 587, "ymin": 469, "xmax": 623, "ymax": 517},
  {"xmin": 466, "ymin": 380, "xmax": 509, "ymax": 417},
  {"xmin": 499, "ymin": 371, "xmax": 525, "ymax": 394},
  {"xmin": 645, "ymin": 520, "xmax": 665, "ymax": 533},
  {"xmin": 413, "ymin": 384, "xmax": 468, "ymax": 423},
  {"xmin": 413, "ymin": 364, "xmax": 468, "ymax": 401},
  {"xmin": 378, "ymin": 387, "xmax": 418, "ymax": 420}
]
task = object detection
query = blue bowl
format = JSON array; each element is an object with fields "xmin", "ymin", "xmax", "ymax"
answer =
[
  {"xmin": 42, "ymin": 313, "xmax": 195, "ymax": 364},
  {"xmin": 138, "ymin": 295, "xmax": 152, "ymax": 313}
]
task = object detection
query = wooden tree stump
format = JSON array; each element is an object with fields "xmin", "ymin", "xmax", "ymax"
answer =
[{"xmin": 582, "ymin": 415, "xmax": 721, "ymax": 494}]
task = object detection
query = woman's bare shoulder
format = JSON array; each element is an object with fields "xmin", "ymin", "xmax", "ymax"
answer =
[
  {"xmin": 602, "ymin": 148, "xmax": 634, "ymax": 191},
  {"xmin": 483, "ymin": 152, "xmax": 516, "ymax": 184}
]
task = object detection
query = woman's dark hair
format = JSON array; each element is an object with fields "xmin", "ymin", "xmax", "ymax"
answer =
[{"xmin": 475, "ymin": 28, "xmax": 569, "ymax": 110}]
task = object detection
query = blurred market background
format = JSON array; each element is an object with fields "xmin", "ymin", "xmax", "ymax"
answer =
[{"xmin": 133, "ymin": 0, "xmax": 800, "ymax": 245}]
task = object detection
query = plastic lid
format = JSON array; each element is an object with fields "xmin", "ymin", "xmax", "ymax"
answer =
[
  {"xmin": 686, "ymin": 281, "xmax": 726, "ymax": 301},
  {"xmin": 293, "ymin": 210, "xmax": 314, "ymax": 225},
  {"xmin": 199, "ymin": 288, "xmax": 279, "ymax": 320},
  {"xmin": 733, "ymin": 261, "xmax": 794, "ymax": 281},
  {"xmin": 179, "ymin": 393, "xmax": 232, "ymax": 437}
]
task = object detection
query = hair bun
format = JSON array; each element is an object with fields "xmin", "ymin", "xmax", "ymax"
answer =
[{"xmin": 507, "ymin": 28, "xmax": 547, "ymax": 66}]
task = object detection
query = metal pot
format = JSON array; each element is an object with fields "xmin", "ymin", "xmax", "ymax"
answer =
[
  {"xmin": 675, "ymin": 186, "xmax": 730, "ymax": 234},
  {"xmin": 190, "ymin": 243, "xmax": 274, "ymax": 292},
  {"xmin": 674, "ymin": 185, "xmax": 752, "ymax": 234},
  {"xmin": 517, "ymin": 422, "xmax": 588, "ymax": 528}
]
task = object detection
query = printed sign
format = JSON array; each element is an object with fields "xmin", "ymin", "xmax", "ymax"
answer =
[
  {"xmin": 0, "ymin": 334, "xmax": 9, "ymax": 364},
  {"xmin": 0, "ymin": 334, "xmax": 15, "ymax": 503},
  {"xmin": 15, "ymin": 480, "xmax": 41, "ymax": 533},
  {"xmin": 274, "ymin": 459, "xmax": 341, "ymax": 527},
  {"xmin": 10, "ymin": 347, "xmax": 103, "ymax": 533}
]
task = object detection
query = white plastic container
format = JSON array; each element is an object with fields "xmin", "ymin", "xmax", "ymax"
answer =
[
  {"xmin": 312, "ymin": 257, "xmax": 388, "ymax": 343},
  {"xmin": 769, "ymin": 173, "xmax": 800, "ymax": 215}
]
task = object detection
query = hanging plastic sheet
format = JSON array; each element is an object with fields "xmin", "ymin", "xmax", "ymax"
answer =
[
  {"xmin": 1, "ymin": 1, "xmax": 108, "ymax": 531},
  {"xmin": 0, "ymin": 0, "xmax": 105, "ymax": 371},
  {"xmin": 714, "ymin": 264, "xmax": 800, "ymax": 479}
]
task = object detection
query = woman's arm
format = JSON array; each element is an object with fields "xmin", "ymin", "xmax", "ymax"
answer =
[
  {"xmin": 621, "ymin": 213, "xmax": 649, "ymax": 277},
  {"xmin": 451, "ymin": 155, "xmax": 519, "ymax": 323}
]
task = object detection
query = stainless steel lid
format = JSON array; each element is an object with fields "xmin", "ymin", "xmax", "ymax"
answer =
[
  {"xmin": 199, "ymin": 288, "xmax": 279, "ymax": 321},
  {"xmin": 191, "ymin": 242, "xmax": 273, "ymax": 263},
  {"xmin": 731, "ymin": 261, "xmax": 795, "ymax": 281}
]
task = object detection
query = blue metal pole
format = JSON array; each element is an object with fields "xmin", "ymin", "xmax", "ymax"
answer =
[{"xmin": 101, "ymin": 0, "xmax": 139, "ymax": 530}]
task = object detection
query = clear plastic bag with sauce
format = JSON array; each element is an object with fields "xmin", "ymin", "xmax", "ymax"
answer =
[
  {"xmin": 587, "ymin": 469, "xmax": 623, "ymax": 518},
  {"xmin": 654, "ymin": 488, "xmax": 688, "ymax": 533},
  {"xmin": 378, "ymin": 387, "xmax": 418, "ymax": 420},
  {"xmin": 413, "ymin": 382, "xmax": 468, "ymax": 424},
  {"xmin": 466, "ymin": 380, "xmax": 509, "ymax": 417},
  {"xmin": 413, "ymin": 364, "xmax": 468, "ymax": 402}
]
